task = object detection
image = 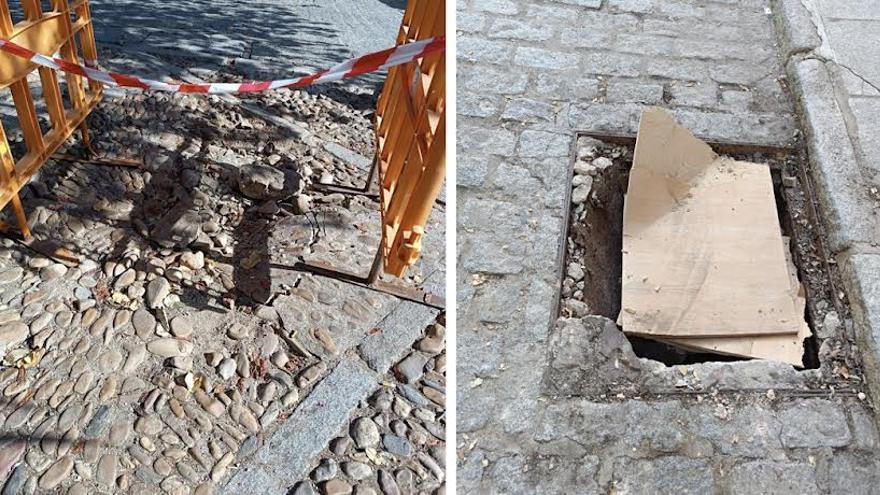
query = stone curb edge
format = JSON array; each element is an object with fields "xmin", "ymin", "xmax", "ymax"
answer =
[{"xmin": 772, "ymin": 0, "xmax": 880, "ymax": 402}]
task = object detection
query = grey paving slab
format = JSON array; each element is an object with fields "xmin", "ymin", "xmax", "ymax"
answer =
[
  {"xmin": 822, "ymin": 19, "xmax": 880, "ymax": 92},
  {"xmin": 843, "ymin": 253, "xmax": 880, "ymax": 389},
  {"xmin": 787, "ymin": 58, "xmax": 880, "ymax": 251},
  {"xmin": 852, "ymin": 97, "xmax": 880, "ymax": 176},
  {"xmin": 221, "ymin": 357, "xmax": 378, "ymax": 494},
  {"xmin": 775, "ymin": 0, "xmax": 821, "ymax": 57},
  {"xmin": 359, "ymin": 301, "xmax": 440, "ymax": 372},
  {"xmin": 817, "ymin": 0, "xmax": 880, "ymax": 20}
]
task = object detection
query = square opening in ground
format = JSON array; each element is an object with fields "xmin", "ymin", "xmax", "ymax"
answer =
[{"xmin": 558, "ymin": 134, "xmax": 856, "ymax": 373}]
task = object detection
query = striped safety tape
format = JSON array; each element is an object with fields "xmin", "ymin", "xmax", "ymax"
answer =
[{"xmin": 0, "ymin": 35, "xmax": 445, "ymax": 94}]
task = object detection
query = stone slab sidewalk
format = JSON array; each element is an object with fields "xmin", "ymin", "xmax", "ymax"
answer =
[{"xmin": 457, "ymin": 0, "xmax": 880, "ymax": 492}]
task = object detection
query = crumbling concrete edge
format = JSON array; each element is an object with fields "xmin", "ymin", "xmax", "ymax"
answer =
[
  {"xmin": 772, "ymin": 0, "xmax": 880, "ymax": 402},
  {"xmin": 220, "ymin": 301, "xmax": 438, "ymax": 493}
]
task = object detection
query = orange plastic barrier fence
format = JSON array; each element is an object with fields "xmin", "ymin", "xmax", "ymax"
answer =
[
  {"xmin": 0, "ymin": 0, "xmax": 101, "ymax": 238},
  {"xmin": 375, "ymin": 0, "xmax": 445, "ymax": 278}
]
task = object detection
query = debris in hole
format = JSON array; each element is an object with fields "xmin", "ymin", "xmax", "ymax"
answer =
[
  {"xmin": 619, "ymin": 108, "xmax": 809, "ymax": 366},
  {"xmin": 563, "ymin": 128, "xmax": 855, "ymax": 374}
]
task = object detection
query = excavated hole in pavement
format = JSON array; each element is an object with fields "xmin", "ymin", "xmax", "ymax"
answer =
[{"xmin": 560, "ymin": 136, "xmax": 854, "ymax": 371}]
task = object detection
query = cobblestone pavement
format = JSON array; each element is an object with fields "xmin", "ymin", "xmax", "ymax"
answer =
[
  {"xmin": 287, "ymin": 320, "xmax": 446, "ymax": 495},
  {"xmin": 0, "ymin": 1, "xmax": 447, "ymax": 494},
  {"xmin": 457, "ymin": 0, "xmax": 880, "ymax": 492}
]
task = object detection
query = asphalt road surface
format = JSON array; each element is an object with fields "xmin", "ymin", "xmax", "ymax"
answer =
[{"xmin": 88, "ymin": 0, "xmax": 405, "ymax": 81}]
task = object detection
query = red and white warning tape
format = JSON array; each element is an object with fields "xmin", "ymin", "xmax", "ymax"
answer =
[{"xmin": 0, "ymin": 35, "xmax": 445, "ymax": 94}]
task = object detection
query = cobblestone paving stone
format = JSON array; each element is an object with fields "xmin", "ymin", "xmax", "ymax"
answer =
[
  {"xmin": 0, "ymin": 2, "xmax": 446, "ymax": 494},
  {"xmin": 287, "ymin": 320, "xmax": 446, "ymax": 495},
  {"xmin": 457, "ymin": 0, "xmax": 880, "ymax": 492}
]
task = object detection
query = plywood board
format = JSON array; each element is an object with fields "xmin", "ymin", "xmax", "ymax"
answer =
[
  {"xmin": 620, "ymin": 108, "xmax": 807, "ymax": 339},
  {"xmin": 666, "ymin": 239, "xmax": 810, "ymax": 366},
  {"xmin": 665, "ymin": 328, "xmax": 809, "ymax": 366}
]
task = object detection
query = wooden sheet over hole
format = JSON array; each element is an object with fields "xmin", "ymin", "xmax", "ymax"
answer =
[
  {"xmin": 665, "ymin": 238, "xmax": 810, "ymax": 366},
  {"xmin": 620, "ymin": 108, "xmax": 809, "ymax": 344}
]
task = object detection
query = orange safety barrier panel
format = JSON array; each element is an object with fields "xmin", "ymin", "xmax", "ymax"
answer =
[
  {"xmin": 0, "ymin": 0, "xmax": 101, "ymax": 238},
  {"xmin": 375, "ymin": 0, "xmax": 445, "ymax": 278}
]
